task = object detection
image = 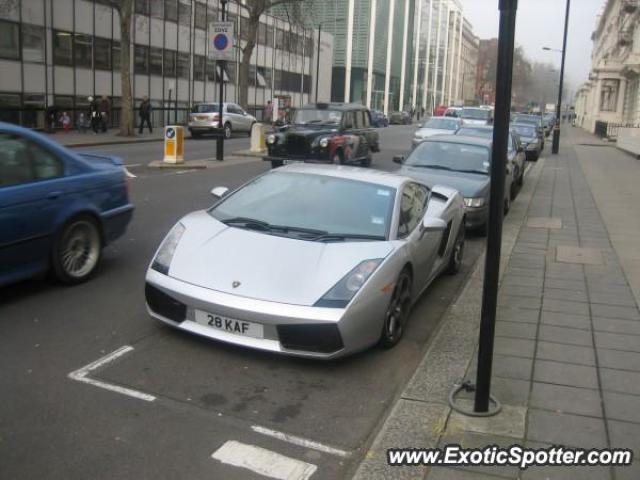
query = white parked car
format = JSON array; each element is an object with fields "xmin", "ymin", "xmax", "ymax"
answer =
[
  {"xmin": 412, "ymin": 117, "xmax": 462, "ymax": 148},
  {"xmin": 188, "ymin": 102, "xmax": 256, "ymax": 139}
]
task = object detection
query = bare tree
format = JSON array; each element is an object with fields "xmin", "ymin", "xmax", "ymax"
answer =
[{"xmin": 236, "ymin": 0, "xmax": 308, "ymax": 109}]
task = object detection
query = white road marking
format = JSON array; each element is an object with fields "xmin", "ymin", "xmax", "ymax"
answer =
[
  {"xmin": 251, "ymin": 425, "xmax": 350, "ymax": 458},
  {"xmin": 68, "ymin": 345, "xmax": 156, "ymax": 402},
  {"xmin": 212, "ymin": 441, "xmax": 317, "ymax": 480}
]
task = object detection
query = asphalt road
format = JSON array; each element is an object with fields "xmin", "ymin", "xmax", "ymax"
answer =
[{"xmin": 1, "ymin": 125, "xmax": 490, "ymax": 480}]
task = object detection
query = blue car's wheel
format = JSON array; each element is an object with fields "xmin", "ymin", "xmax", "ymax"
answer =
[{"xmin": 52, "ymin": 215, "xmax": 102, "ymax": 284}]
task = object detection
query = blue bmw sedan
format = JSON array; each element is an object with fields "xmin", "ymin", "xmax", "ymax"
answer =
[{"xmin": 0, "ymin": 122, "xmax": 133, "ymax": 286}]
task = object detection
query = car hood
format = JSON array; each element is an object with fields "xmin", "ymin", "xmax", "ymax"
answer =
[
  {"xmin": 167, "ymin": 211, "xmax": 394, "ymax": 306},
  {"xmin": 462, "ymin": 119, "xmax": 489, "ymax": 126},
  {"xmin": 415, "ymin": 128, "xmax": 454, "ymax": 138},
  {"xmin": 397, "ymin": 166, "xmax": 490, "ymax": 198}
]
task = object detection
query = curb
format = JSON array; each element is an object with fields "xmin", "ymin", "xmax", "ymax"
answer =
[
  {"xmin": 64, "ymin": 137, "xmax": 164, "ymax": 149},
  {"xmin": 350, "ymin": 158, "xmax": 546, "ymax": 480}
]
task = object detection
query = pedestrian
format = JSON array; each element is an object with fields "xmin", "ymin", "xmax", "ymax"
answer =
[
  {"xmin": 88, "ymin": 96, "xmax": 100, "ymax": 134},
  {"xmin": 77, "ymin": 112, "xmax": 88, "ymax": 133},
  {"xmin": 264, "ymin": 100, "xmax": 273, "ymax": 124},
  {"xmin": 45, "ymin": 105, "xmax": 58, "ymax": 133},
  {"xmin": 99, "ymin": 95, "xmax": 110, "ymax": 132},
  {"xmin": 138, "ymin": 96, "xmax": 153, "ymax": 134},
  {"xmin": 59, "ymin": 111, "xmax": 71, "ymax": 133}
]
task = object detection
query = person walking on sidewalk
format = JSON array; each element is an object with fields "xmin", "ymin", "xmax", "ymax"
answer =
[
  {"xmin": 88, "ymin": 96, "xmax": 100, "ymax": 134},
  {"xmin": 264, "ymin": 100, "xmax": 273, "ymax": 125},
  {"xmin": 138, "ymin": 97, "xmax": 153, "ymax": 134},
  {"xmin": 99, "ymin": 95, "xmax": 110, "ymax": 132},
  {"xmin": 59, "ymin": 112, "xmax": 71, "ymax": 133}
]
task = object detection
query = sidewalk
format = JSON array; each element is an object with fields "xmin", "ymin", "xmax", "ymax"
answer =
[
  {"xmin": 353, "ymin": 127, "xmax": 640, "ymax": 480},
  {"xmin": 45, "ymin": 129, "xmax": 166, "ymax": 148}
]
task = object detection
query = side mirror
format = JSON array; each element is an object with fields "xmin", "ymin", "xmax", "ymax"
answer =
[
  {"xmin": 211, "ymin": 186, "xmax": 229, "ymax": 198},
  {"xmin": 393, "ymin": 155, "xmax": 405, "ymax": 164},
  {"xmin": 421, "ymin": 217, "xmax": 447, "ymax": 232}
]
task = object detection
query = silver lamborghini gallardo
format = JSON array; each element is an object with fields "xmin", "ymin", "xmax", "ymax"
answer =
[{"xmin": 145, "ymin": 164, "xmax": 465, "ymax": 359}]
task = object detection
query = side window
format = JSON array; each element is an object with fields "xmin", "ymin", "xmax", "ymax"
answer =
[
  {"xmin": 343, "ymin": 112, "xmax": 354, "ymax": 129},
  {"xmin": 0, "ymin": 133, "xmax": 63, "ymax": 187},
  {"xmin": 353, "ymin": 111, "xmax": 362, "ymax": 129},
  {"xmin": 397, "ymin": 183, "xmax": 428, "ymax": 238},
  {"xmin": 361, "ymin": 110, "xmax": 370, "ymax": 128}
]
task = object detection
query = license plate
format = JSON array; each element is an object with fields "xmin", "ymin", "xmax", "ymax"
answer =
[
  {"xmin": 194, "ymin": 310, "xmax": 264, "ymax": 339},
  {"xmin": 196, "ymin": 115, "xmax": 208, "ymax": 121}
]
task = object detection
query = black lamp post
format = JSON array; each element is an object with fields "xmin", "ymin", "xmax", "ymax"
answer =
[
  {"xmin": 545, "ymin": 0, "xmax": 571, "ymax": 155},
  {"xmin": 216, "ymin": 0, "xmax": 228, "ymax": 161}
]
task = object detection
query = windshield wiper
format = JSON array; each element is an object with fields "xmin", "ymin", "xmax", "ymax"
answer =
[
  {"xmin": 456, "ymin": 169, "xmax": 489, "ymax": 175},
  {"xmin": 310, "ymin": 233, "xmax": 386, "ymax": 242},
  {"xmin": 408, "ymin": 164, "xmax": 455, "ymax": 171},
  {"xmin": 222, "ymin": 217, "xmax": 327, "ymax": 237}
]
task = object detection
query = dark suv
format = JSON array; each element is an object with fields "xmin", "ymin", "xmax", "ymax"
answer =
[{"xmin": 264, "ymin": 103, "xmax": 380, "ymax": 169}]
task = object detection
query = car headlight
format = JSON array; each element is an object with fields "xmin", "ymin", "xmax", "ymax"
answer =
[
  {"xmin": 151, "ymin": 223, "xmax": 185, "ymax": 275},
  {"xmin": 464, "ymin": 197, "xmax": 486, "ymax": 208},
  {"xmin": 266, "ymin": 134, "xmax": 277, "ymax": 144},
  {"xmin": 319, "ymin": 137, "xmax": 329, "ymax": 148},
  {"xmin": 314, "ymin": 259, "xmax": 383, "ymax": 308}
]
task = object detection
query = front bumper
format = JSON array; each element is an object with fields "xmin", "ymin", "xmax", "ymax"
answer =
[
  {"xmin": 145, "ymin": 269, "xmax": 366, "ymax": 359},
  {"xmin": 464, "ymin": 205, "xmax": 488, "ymax": 230}
]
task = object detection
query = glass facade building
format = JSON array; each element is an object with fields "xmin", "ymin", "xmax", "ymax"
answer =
[{"xmin": 0, "ymin": 0, "xmax": 331, "ymax": 129}]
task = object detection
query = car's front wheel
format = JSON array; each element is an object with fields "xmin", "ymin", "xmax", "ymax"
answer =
[
  {"xmin": 446, "ymin": 223, "xmax": 465, "ymax": 275},
  {"xmin": 51, "ymin": 215, "xmax": 102, "ymax": 284},
  {"xmin": 224, "ymin": 123, "xmax": 232, "ymax": 139},
  {"xmin": 379, "ymin": 270, "xmax": 412, "ymax": 349}
]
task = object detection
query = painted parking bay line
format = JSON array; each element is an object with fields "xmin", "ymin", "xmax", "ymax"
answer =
[
  {"xmin": 212, "ymin": 441, "xmax": 317, "ymax": 480},
  {"xmin": 68, "ymin": 345, "xmax": 156, "ymax": 402},
  {"xmin": 251, "ymin": 425, "xmax": 350, "ymax": 458}
]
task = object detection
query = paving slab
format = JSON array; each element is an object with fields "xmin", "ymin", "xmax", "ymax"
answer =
[
  {"xmin": 526, "ymin": 217, "xmax": 563, "ymax": 229},
  {"xmin": 602, "ymin": 391, "xmax": 640, "ymax": 424},
  {"xmin": 535, "ymin": 341, "xmax": 596, "ymax": 366},
  {"xmin": 530, "ymin": 382, "xmax": 603, "ymax": 417},
  {"xmin": 526, "ymin": 409, "xmax": 608, "ymax": 448},
  {"xmin": 537, "ymin": 324, "xmax": 594, "ymax": 347},
  {"xmin": 556, "ymin": 246, "xmax": 604, "ymax": 265},
  {"xmin": 600, "ymin": 368, "xmax": 640, "ymax": 396},
  {"xmin": 540, "ymin": 311, "xmax": 591, "ymax": 330},
  {"xmin": 533, "ymin": 360, "xmax": 599, "ymax": 389}
]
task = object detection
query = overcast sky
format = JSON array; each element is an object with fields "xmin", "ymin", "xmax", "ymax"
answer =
[{"xmin": 460, "ymin": 0, "xmax": 605, "ymax": 97}]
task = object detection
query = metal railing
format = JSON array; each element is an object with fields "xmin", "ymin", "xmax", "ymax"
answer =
[{"xmin": 594, "ymin": 120, "xmax": 640, "ymax": 140}]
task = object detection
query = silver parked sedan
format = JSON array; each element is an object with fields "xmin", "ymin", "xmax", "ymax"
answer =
[{"xmin": 145, "ymin": 164, "xmax": 466, "ymax": 359}]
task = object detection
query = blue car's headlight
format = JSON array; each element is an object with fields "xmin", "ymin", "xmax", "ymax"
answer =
[
  {"xmin": 314, "ymin": 259, "xmax": 383, "ymax": 308},
  {"xmin": 151, "ymin": 223, "xmax": 185, "ymax": 275}
]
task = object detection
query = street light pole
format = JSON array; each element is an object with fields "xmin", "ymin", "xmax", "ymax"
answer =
[
  {"xmin": 474, "ymin": 0, "xmax": 518, "ymax": 414},
  {"xmin": 216, "ymin": 0, "xmax": 228, "ymax": 161},
  {"xmin": 552, "ymin": 0, "xmax": 571, "ymax": 154},
  {"xmin": 315, "ymin": 23, "xmax": 322, "ymax": 103}
]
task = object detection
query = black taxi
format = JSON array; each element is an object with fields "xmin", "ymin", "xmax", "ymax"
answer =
[{"xmin": 264, "ymin": 103, "xmax": 380, "ymax": 169}]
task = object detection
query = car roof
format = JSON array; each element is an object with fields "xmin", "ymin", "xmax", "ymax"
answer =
[
  {"xmin": 458, "ymin": 125, "xmax": 493, "ymax": 131},
  {"xmin": 273, "ymin": 163, "xmax": 410, "ymax": 189},
  {"xmin": 423, "ymin": 134, "xmax": 493, "ymax": 148},
  {"xmin": 300, "ymin": 103, "xmax": 367, "ymax": 111}
]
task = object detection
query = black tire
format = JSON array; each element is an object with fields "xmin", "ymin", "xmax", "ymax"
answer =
[
  {"xmin": 51, "ymin": 215, "xmax": 102, "ymax": 285},
  {"xmin": 379, "ymin": 269, "xmax": 412, "ymax": 349},
  {"xmin": 446, "ymin": 223, "xmax": 465, "ymax": 275},
  {"xmin": 190, "ymin": 131, "xmax": 200, "ymax": 139},
  {"xmin": 361, "ymin": 150, "xmax": 372, "ymax": 168},
  {"xmin": 332, "ymin": 151, "xmax": 344, "ymax": 165},
  {"xmin": 510, "ymin": 170, "xmax": 518, "ymax": 200},
  {"xmin": 247, "ymin": 122, "xmax": 255, "ymax": 137},
  {"xmin": 504, "ymin": 194, "xmax": 511, "ymax": 215},
  {"xmin": 517, "ymin": 165, "xmax": 524, "ymax": 186},
  {"xmin": 271, "ymin": 160, "xmax": 283, "ymax": 169},
  {"xmin": 224, "ymin": 123, "xmax": 232, "ymax": 139}
]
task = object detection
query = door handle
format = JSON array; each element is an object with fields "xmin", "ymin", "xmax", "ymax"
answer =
[{"xmin": 47, "ymin": 191, "xmax": 63, "ymax": 199}]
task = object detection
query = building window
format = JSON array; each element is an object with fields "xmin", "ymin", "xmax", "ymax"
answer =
[
  {"xmin": 178, "ymin": 0, "xmax": 191, "ymax": 27},
  {"xmin": 164, "ymin": 49, "xmax": 176, "ymax": 77},
  {"xmin": 112, "ymin": 40, "xmax": 121, "ymax": 70},
  {"xmin": 206, "ymin": 58, "xmax": 216, "ymax": 81},
  {"xmin": 22, "ymin": 24, "xmax": 45, "ymax": 63},
  {"xmin": 258, "ymin": 23, "xmax": 267, "ymax": 46},
  {"xmin": 149, "ymin": 0, "xmax": 163, "ymax": 18},
  {"xmin": 94, "ymin": 37, "xmax": 112, "ymax": 70},
  {"xmin": 149, "ymin": 47, "xmax": 163, "ymax": 76},
  {"xmin": 600, "ymin": 79, "xmax": 620, "ymax": 112},
  {"xmin": 0, "ymin": 20, "xmax": 20, "ymax": 60},
  {"xmin": 0, "ymin": 93, "xmax": 21, "ymax": 125},
  {"xmin": 135, "ymin": 0, "xmax": 149, "ymax": 16},
  {"xmin": 195, "ymin": 2, "xmax": 207, "ymax": 30},
  {"xmin": 53, "ymin": 30, "xmax": 73, "ymax": 66},
  {"xmin": 207, "ymin": 6, "xmax": 219, "ymax": 22},
  {"xmin": 193, "ymin": 54, "xmax": 205, "ymax": 81},
  {"xmin": 165, "ymin": 0, "xmax": 178, "ymax": 22},
  {"xmin": 135, "ymin": 44, "xmax": 149, "ymax": 74},
  {"xmin": 75, "ymin": 34, "xmax": 93, "ymax": 69},
  {"xmin": 177, "ymin": 51, "xmax": 189, "ymax": 79}
]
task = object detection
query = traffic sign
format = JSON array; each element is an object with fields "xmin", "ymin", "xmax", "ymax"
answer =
[{"xmin": 209, "ymin": 21, "xmax": 235, "ymax": 61}]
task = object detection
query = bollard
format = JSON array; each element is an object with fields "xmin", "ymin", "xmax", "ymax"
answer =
[
  {"xmin": 250, "ymin": 123, "xmax": 267, "ymax": 153},
  {"xmin": 163, "ymin": 126, "xmax": 184, "ymax": 164}
]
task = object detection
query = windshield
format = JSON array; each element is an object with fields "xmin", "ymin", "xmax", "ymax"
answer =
[
  {"xmin": 209, "ymin": 172, "xmax": 395, "ymax": 239},
  {"xmin": 406, "ymin": 141, "xmax": 491, "ymax": 175},
  {"xmin": 512, "ymin": 115, "xmax": 539, "ymax": 126},
  {"xmin": 293, "ymin": 109, "xmax": 342, "ymax": 125},
  {"xmin": 422, "ymin": 118, "xmax": 459, "ymax": 130},
  {"xmin": 191, "ymin": 104, "xmax": 218, "ymax": 113},
  {"xmin": 456, "ymin": 127, "xmax": 492, "ymax": 139},
  {"xmin": 511, "ymin": 124, "xmax": 537, "ymax": 137},
  {"xmin": 461, "ymin": 108, "xmax": 490, "ymax": 120}
]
